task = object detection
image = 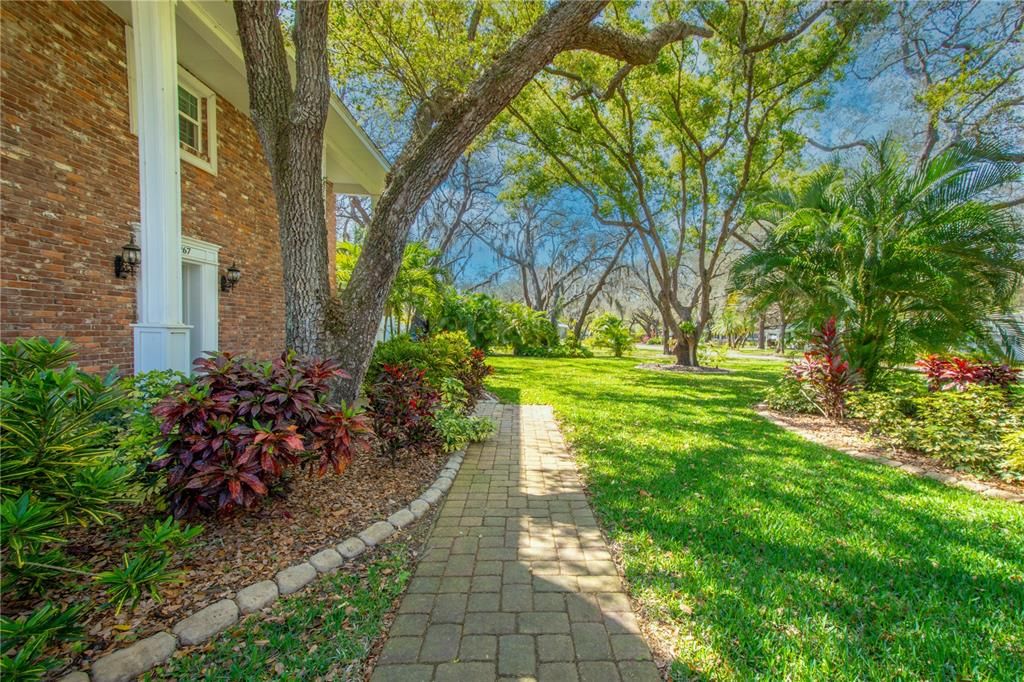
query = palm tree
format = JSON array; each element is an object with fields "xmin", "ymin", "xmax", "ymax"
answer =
[
  {"xmin": 732, "ymin": 138, "xmax": 1024, "ymax": 386},
  {"xmin": 712, "ymin": 293, "xmax": 756, "ymax": 348},
  {"xmin": 338, "ymin": 241, "xmax": 448, "ymax": 336}
]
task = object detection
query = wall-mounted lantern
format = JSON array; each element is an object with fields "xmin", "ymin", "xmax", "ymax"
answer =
[
  {"xmin": 114, "ymin": 233, "xmax": 141, "ymax": 279},
  {"xmin": 221, "ymin": 263, "xmax": 242, "ymax": 293}
]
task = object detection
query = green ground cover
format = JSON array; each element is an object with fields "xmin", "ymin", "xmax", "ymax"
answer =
[{"xmin": 487, "ymin": 354, "xmax": 1024, "ymax": 681}]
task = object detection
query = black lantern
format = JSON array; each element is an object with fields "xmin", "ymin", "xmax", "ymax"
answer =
[
  {"xmin": 114, "ymin": 233, "xmax": 141, "ymax": 279},
  {"xmin": 221, "ymin": 263, "xmax": 242, "ymax": 292}
]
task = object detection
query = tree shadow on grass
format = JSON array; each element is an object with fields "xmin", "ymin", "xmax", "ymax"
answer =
[
  {"xmin": 578, "ymin": 420, "xmax": 1024, "ymax": 680},
  {"xmin": 486, "ymin": 361, "xmax": 1024, "ymax": 679}
]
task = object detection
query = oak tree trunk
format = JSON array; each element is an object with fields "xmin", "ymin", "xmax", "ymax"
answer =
[{"xmin": 235, "ymin": 0, "xmax": 332, "ymax": 358}]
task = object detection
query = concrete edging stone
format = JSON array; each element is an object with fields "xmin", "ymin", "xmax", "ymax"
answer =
[{"xmin": 63, "ymin": 447, "xmax": 468, "ymax": 681}]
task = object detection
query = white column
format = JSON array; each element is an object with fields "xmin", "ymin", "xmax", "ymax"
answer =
[{"xmin": 130, "ymin": 0, "xmax": 190, "ymax": 373}]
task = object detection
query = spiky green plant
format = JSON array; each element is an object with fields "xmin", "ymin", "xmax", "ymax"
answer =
[{"xmin": 733, "ymin": 138, "xmax": 1024, "ymax": 386}]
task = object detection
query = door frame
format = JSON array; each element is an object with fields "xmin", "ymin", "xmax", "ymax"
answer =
[{"xmin": 180, "ymin": 236, "xmax": 220, "ymax": 363}]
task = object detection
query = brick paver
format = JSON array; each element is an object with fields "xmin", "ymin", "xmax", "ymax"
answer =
[{"xmin": 372, "ymin": 403, "xmax": 658, "ymax": 682}]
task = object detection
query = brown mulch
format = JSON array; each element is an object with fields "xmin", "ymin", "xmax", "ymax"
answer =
[
  {"xmin": 9, "ymin": 447, "xmax": 449, "ymax": 670},
  {"xmin": 758, "ymin": 407, "xmax": 1024, "ymax": 496},
  {"xmin": 636, "ymin": 362, "xmax": 730, "ymax": 374}
]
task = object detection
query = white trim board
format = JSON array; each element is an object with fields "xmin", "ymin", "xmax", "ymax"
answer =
[{"xmin": 125, "ymin": 25, "xmax": 219, "ymax": 176}]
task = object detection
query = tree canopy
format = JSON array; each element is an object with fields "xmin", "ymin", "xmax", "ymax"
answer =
[{"xmin": 232, "ymin": 0, "xmax": 1024, "ymax": 384}]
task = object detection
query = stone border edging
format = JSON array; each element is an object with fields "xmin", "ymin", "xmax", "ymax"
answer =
[
  {"xmin": 61, "ymin": 449, "xmax": 467, "ymax": 682},
  {"xmin": 757, "ymin": 408, "xmax": 1024, "ymax": 503}
]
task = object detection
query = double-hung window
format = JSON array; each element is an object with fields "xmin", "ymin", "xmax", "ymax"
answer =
[
  {"xmin": 177, "ymin": 85, "xmax": 202, "ymax": 156},
  {"xmin": 125, "ymin": 26, "xmax": 218, "ymax": 175}
]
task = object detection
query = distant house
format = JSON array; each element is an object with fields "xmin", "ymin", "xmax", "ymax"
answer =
[{"xmin": 1, "ymin": 0, "xmax": 388, "ymax": 374}]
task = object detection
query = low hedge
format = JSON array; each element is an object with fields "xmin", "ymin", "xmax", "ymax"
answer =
[
  {"xmin": 765, "ymin": 366, "xmax": 1022, "ymax": 480},
  {"xmin": 849, "ymin": 384, "xmax": 1023, "ymax": 480}
]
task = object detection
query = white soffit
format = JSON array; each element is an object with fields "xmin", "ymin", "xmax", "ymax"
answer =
[{"xmin": 103, "ymin": 0, "xmax": 389, "ymax": 195}]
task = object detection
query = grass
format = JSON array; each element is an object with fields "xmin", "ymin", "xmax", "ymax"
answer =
[
  {"xmin": 145, "ymin": 545, "xmax": 413, "ymax": 681},
  {"xmin": 728, "ymin": 345, "xmax": 798, "ymax": 359},
  {"xmin": 487, "ymin": 354, "xmax": 1024, "ymax": 681}
]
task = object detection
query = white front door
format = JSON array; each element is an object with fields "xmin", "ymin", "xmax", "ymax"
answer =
[{"xmin": 180, "ymin": 237, "xmax": 220, "ymax": 368}]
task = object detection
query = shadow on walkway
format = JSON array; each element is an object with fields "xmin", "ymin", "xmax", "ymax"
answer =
[{"xmin": 369, "ymin": 402, "xmax": 659, "ymax": 682}]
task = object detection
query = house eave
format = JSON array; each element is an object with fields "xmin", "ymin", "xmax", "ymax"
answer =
[{"xmin": 103, "ymin": 0, "xmax": 388, "ymax": 195}]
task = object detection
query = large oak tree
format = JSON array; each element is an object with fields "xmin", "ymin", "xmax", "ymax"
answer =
[
  {"xmin": 502, "ymin": 1, "xmax": 870, "ymax": 364},
  {"xmin": 234, "ymin": 0, "xmax": 711, "ymax": 398}
]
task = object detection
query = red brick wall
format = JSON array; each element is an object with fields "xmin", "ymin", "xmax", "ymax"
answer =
[
  {"xmin": 1, "ymin": 0, "xmax": 296, "ymax": 373},
  {"xmin": 1, "ymin": 0, "xmax": 138, "ymax": 373},
  {"xmin": 180, "ymin": 100, "xmax": 284, "ymax": 363}
]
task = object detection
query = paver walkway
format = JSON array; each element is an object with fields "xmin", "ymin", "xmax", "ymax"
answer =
[{"xmin": 371, "ymin": 402, "xmax": 659, "ymax": 682}]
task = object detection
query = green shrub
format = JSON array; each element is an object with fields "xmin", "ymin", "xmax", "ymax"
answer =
[
  {"xmin": 557, "ymin": 343, "xmax": 593, "ymax": 358},
  {"xmin": 422, "ymin": 331, "xmax": 476, "ymax": 384},
  {"xmin": 434, "ymin": 410, "xmax": 496, "ymax": 452},
  {"xmin": 367, "ymin": 331, "xmax": 495, "ymax": 409},
  {"xmin": 762, "ymin": 375, "xmax": 819, "ymax": 413},
  {"xmin": 505, "ymin": 303, "xmax": 559, "ymax": 354},
  {"xmin": 697, "ymin": 342, "xmax": 728, "ymax": 368},
  {"xmin": 114, "ymin": 369, "xmax": 186, "ymax": 503},
  {"xmin": 0, "ymin": 602, "xmax": 85, "ymax": 680},
  {"xmin": 433, "ymin": 378, "xmax": 496, "ymax": 452},
  {"xmin": 429, "ymin": 290, "xmax": 562, "ymax": 354},
  {"xmin": 98, "ymin": 516, "xmax": 201, "ymax": 615},
  {"xmin": 368, "ymin": 332, "xmax": 469, "ymax": 387},
  {"xmin": 366, "ymin": 335, "xmax": 432, "ymax": 386},
  {"xmin": 513, "ymin": 344, "xmax": 592, "ymax": 358},
  {"xmin": 592, "ymin": 314, "xmax": 634, "ymax": 357},
  {"xmin": 457, "ymin": 348, "xmax": 494, "ymax": 411},
  {"xmin": 850, "ymin": 385, "xmax": 1023, "ymax": 479},
  {"xmin": 0, "ymin": 339, "xmax": 202, "ymax": 677},
  {"xmin": 0, "ymin": 338, "xmax": 135, "ymax": 524},
  {"xmin": 1004, "ymin": 429, "xmax": 1024, "ymax": 473},
  {"xmin": 0, "ymin": 337, "xmax": 77, "ymax": 380},
  {"xmin": 430, "ymin": 290, "xmax": 506, "ymax": 351},
  {"xmin": 95, "ymin": 553, "xmax": 180, "ymax": 615},
  {"xmin": 0, "ymin": 493, "xmax": 68, "ymax": 597},
  {"xmin": 132, "ymin": 515, "xmax": 203, "ymax": 556}
]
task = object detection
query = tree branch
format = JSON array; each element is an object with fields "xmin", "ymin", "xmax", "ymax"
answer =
[
  {"xmin": 568, "ymin": 19, "xmax": 712, "ymax": 64},
  {"xmin": 805, "ymin": 135, "xmax": 871, "ymax": 152},
  {"xmin": 742, "ymin": 3, "xmax": 830, "ymax": 54},
  {"xmin": 993, "ymin": 195, "xmax": 1024, "ymax": 210}
]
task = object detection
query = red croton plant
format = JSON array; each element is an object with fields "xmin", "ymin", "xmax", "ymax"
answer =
[
  {"xmin": 789, "ymin": 317, "xmax": 860, "ymax": 420},
  {"xmin": 457, "ymin": 348, "xmax": 495, "ymax": 412},
  {"xmin": 152, "ymin": 352, "xmax": 373, "ymax": 518},
  {"xmin": 365, "ymin": 363, "xmax": 441, "ymax": 463},
  {"xmin": 915, "ymin": 355, "xmax": 1020, "ymax": 392}
]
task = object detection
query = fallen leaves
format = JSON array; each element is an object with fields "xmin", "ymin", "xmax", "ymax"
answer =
[{"xmin": 16, "ymin": 447, "xmax": 450, "ymax": 672}]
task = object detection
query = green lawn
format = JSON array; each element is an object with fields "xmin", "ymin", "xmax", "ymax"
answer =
[
  {"xmin": 487, "ymin": 355, "xmax": 1024, "ymax": 681},
  {"xmin": 145, "ymin": 545, "xmax": 413, "ymax": 681}
]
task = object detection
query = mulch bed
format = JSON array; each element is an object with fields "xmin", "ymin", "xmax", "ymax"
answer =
[
  {"xmin": 758, "ymin": 407, "xmax": 1024, "ymax": 496},
  {"xmin": 636, "ymin": 362, "xmax": 730, "ymax": 374},
  {"xmin": 9, "ymin": 447, "xmax": 449, "ymax": 671}
]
